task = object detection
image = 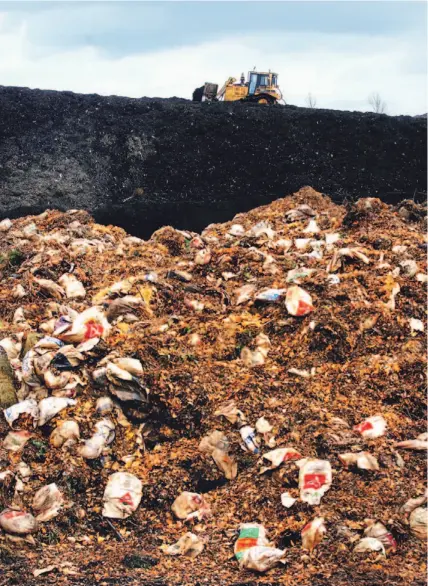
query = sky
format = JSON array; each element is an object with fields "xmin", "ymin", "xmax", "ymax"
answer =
[{"xmin": 0, "ymin": 1, "xmax": 426, "ymax": 115}]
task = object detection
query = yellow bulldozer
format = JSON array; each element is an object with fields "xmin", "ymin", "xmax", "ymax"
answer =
[{"xmin": 192, "ymin": 70, "xmax": 282, "ymax": 105}]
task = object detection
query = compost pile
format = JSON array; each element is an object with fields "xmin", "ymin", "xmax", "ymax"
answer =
[{"xmin": 0, "ymin": 187, "xmax": 426, "ymax": 586}]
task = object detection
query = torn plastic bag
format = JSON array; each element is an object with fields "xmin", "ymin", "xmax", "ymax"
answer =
[
  {"xmin": 240, "ymin": 426, "xmax": 260, "ymax": 454},
  {"xmin": 0, "ymin": 509, "xmax": 38, "ymax": 535},
  {"xmin": 400, "ymin": 490, "xmax": 428, "ymax": 515},
  {"xmin": 3, "ymin": 430, "xmax": 33, "ymax": 451},
  {"xmin": 255, "ymin": 289, "xmax": 286, "ymax": 303},
  {"xmin": 354, "ymin": 537, "xmax": 385, "ymax": 555},
  {"xmin": 96, "ymin": 396, "xmax": 114, "ymax": 415},
  {"xmin": 37, "ymin": 397, "xmax": 76, "ymax": 427},
  {"xmin": 285, "ymin": 205, "xmax": 316, "ymax": 222},
  {"xmin": 4, "ymin": 399, "xmax": 39, "ymax": 428},
  {"xmin": 338, "ymin": 451, "xmax": 379, "ymax": 471},
  {"xmin": 364, "ymin": 521, "xmax": 397, "ymax": 550},
  {"xmin": 410, "ymin": 507, "xmax": 427, "ymax": 540},
  {"xmin": 298, "ymin": 458, "xmax": 332, "ymax": 505},
  {"xmin": 286, "ymin": 267, "xmax": 315, "ymax": 284},
  {"xmin": 240, "ymin": 333, "xmax": 271, "ymax": 368},
  {"xmin": 354, "ymin": 415, "xmax": 387, "ymax": 439},
  {"xmin": 255, "ymin": 416, "xmax": 275, "ymax": 447},
  {"xmin": 33, "ymin": 278, "xmax": 65, "ymax": 299},
  {"xmin": 172, "ymin": 491, "xmax": 211, "ymax": 521},
  {"xmin": 199, "ymin": 431, "xmax": 237, "ymax": 479},
  {"xmin": 234, "ymin": 284, "xmax": 256, "ymax": 305},
  {"xmin": 285, "ymin": 286, "xmax": 314, "ymax": 316},
  {"xmin": 80, "ymin": 419, "xmax": 115, "ymax": 459},
  {"xmin": 281, "ymin": 492, "xmax": 296, "ymax": 508},
  {"xmin": 301, "ymin": 517, "xmax": 326, "ymax": 552},
  {"xmin": 102, "ymin": 472, "xmax": 142, "ymax": 519},
  {"xmin": 105, "ymin": 296, "xmax": 144, "ymax": 321},
  {"xmin": 32, "ymin": 483, "xmax": 64, "ymax": 522},
  {"xmin": 395, "ymin": 432, "xmax": 428, "ymax": 451},
  {"xmin": 214, "ymin": 400, "xmax": 247, "ymax": 426},
  {"xmin": 162, "ymin": 532, "xmax": 204, "ymax": 558},
  {"xmin": 56, "ymin": 306, "xmax": 110, "ymax": 343},
  {"xmin": 246, "ymin": 221, "xmax": 275, "ymax": 239},
  {"xmin": 104, "ymin": 362, "xmax": 148, "ymax": 403},
  {"xmin": 58, "ymin": 273, "xmax": 86, "ymax": 299},
  {"xmin": 259, "ymin": 447, "xmax": 303, "ymax": 474},
  {"xmin": 234, "ymin": 523, "xmax": 285, "ymax": 572},
  {"xmin": 195, "ymin": 248, "xmax": 211, "ymax": 265},
  {"xmin": 50, "ymin": 420, "xmax": 80, "ymax": 448}
]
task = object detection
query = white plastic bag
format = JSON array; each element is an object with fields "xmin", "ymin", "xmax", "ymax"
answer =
[
  {"xmin": 102, "ymin": 472, "xmax": 142, "ymax": 519},
  {"xmin": 162, "ymin": 532, "xmax": 204, "ymax": 558},
  {"xmin": 0, "ymin": 509, "xmax": 38, "ymax": 535},
  {"xmin": 301, "ymin": 517, "xmax": 326, "ymax": 551},
  {"xmin": 285, "ymin": 286, "xmax": 314, "ymax": 316},
  {"xmin": 171, "ymin": 491, "xmax": 210, "ymax": 521},
  {"xmin": 37, "ymin": 397, "xmax": 76, "ymax": 427},
  {"xmin": 354, "ymin": 415, "xmax": 386, "ymax": 439},
  {"xmin": 80, "ymin": 419, "xmax": 115, "ymax": 459},
  {"xmin": 298, "ymin": 459, "xmax": 332, "ymax": 505},
  {"xmin": 33, "ymin": 483, "xmax": 64, "ymax": 522}
]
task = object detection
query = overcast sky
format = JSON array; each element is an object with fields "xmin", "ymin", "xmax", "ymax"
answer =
[{"xmin": 0, "ymin": 1, "xmax": 426, "ymax": 114}]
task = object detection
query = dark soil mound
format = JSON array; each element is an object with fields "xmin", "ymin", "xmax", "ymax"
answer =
[{"xmin": 0, "ymin": 86, "xmax": 426, "ymax": 238}]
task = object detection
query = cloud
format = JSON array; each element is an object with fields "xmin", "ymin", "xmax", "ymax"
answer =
[{"xmin": 0, "ymin": 14, "xmax": 425, "ymax": 115}]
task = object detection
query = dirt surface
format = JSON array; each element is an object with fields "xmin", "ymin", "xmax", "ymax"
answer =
[
  {"xmin": 0, "ymin": 86, "xmax": 426, "ymax": 238},
  {"xmin": 0, "ymin": 187, "xmax": 426, "ymax": 585}
]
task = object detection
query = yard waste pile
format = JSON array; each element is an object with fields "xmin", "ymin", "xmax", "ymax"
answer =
[{"xmin": 0, "ymin": 186, "xmax": 426, "ymax": 585}]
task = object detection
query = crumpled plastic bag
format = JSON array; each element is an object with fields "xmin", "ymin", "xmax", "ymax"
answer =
[
  {"xmin": 354, "ymin": 415, "xmax": 386, "ymax": 439},
  {"xmin": 234, "ymin": 523, "xmax": 285, "ymax": 572},
  {"xmin": 50, "ymin": 420, "xmax": 80, "ymax": 448},
  {"xmin": 255, "ymin": 416, "xmax": 275, "ymax": 447},
  {"xmin": 58, "ymin": 273, "xmax": 86, "ymax": 299},
  {"xmin": 259, "ymin": 447, "xmax": 303, "ymax": 474},
  {"xmin": 400, "ymin": 490, "xmax": 428, "ymax": 515},
  {"xmin": 338, "ymin": 451, "xmax": 379, "ymax": 471},
  {"xmin": 239, "ymin": 425, "xmax": 260, "ymax": 454},
  {"xmin": 32, "ymin": 483, "xmax": 64, "ymax": 522},
  {"xmin": 33, "ymin": 278, "xmax": 65, "ymax": 299},
  {"xmin": 0, "ymin": 509, "xmax": 38, "ymax": 535},
  {"xmin": 214, "ymin": 400, "xmax": 246, "ymax": 426},
  {"xmin": 364, "ymin": 521, "xmax": 397, "ymax": 550},
  {"xmin": 199, "ymin": 430, "xmax": 237, "ymax": 480},
  {"xmin": 4, "ymin": 399, "xmax": 39, "ymax": 428},
  {"xmin": 37, "ymin": 397, "xmax": 76, "ymax": 427},
  {"xmin": 410, "ymin": 507, "xmax": 427, "ymax": 540},
  {"xmin": 395, "ymin": 432, "xmax": 428, "ymax": 451},
  {"xmin": 301, "ymin": 517, "xmax": 326, "ymax": 551},
  {"xmin": 162, "ymin": 532, "xmax": 204, "ymax": 558},
  {"xmin": 102, "ymin": 472, "xmax": 142, "ymax": 519},
  {"xmin": 172, "ymin": 491, "xmax": 211, "ymax": 521},
  {"xmin": 285, "ymin": 286, "xmax": 314, "ymax": 316},
  {"xmin": 354, "ymin": 537, "xmax": 385, "ymax": 555},
  {"xmin": 3, "ymin": 430, "xmax": 32, "ymax": 452},
  {"xmin": 80, "ymin": 419, "xmax": 115, "ymax": 459},
  {"xmin": 298, "ymin": 458, "xmax": 332, "ymax": 505},
  {"xmin": 240, "ymin": 333, "xmax": 271, "ymax": 367},
  {"xmin": 56, "ymin": 306, "xmax": 110, "ymax": 343},
  {"xmin": 285, "ymin": 204, "xmax": 316, "ymax": 222}
]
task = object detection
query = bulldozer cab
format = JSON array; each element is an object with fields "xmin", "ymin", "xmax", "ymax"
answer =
[{"xmin": 248, "ymin": 71, "xmax": 278, "ymax": 95}]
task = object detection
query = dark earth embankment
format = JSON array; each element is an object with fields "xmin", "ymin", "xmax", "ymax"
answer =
[{"xmin": 0, "ymin": 86, "xmax": 426, "ymax": 237}]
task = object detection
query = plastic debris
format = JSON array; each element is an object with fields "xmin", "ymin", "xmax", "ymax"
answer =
[
  {"xmin": 58, "ymin": 274, "xmax": 86, "ymax": 299},
  {"xmin": 298, "ymin": 459, "xmax": 332, "ymax": 505},
  {"xmin": 364, "ymin": 521, "xmax": 397, "ymax": 550},
  {"xmin": 255, "ymin": 288, "xmax": 286, "ymax": 302},
  {"xmin": 239, "ymin": 425, "xmax": 260, "ymax": 454},
  {"xmin": 162, "ymin": 532, "xmax": 204, "ymax": 558},
  {"xmin": 4, "ymin": 399, "xmax": 39, "ymax": 428},
  {"xmin": 255, "ymin": 416, "xmax": 275, "ymax": 447},
  {"xmin": 214, "ymin": 400, "xmax": 247, "ymax": 426},
  {"xmin": 301, "ymin": 517, "xmax": 326, "ymax": 552},
  {"xmin": 56, "ymin": 306, "xmax": 110, "ymax": 342},
  {"xmin": 50, "ymin": 420, "xmax": 80, "ymax": 448},
  {"xmin": 259, "ymin": 447, "xmax": 303, "ymax": 474},
  {"xmin": 33, "ymin": 483, "xmax": 64, "ymax": 521},
  {"xmin": 354, "ymin": 537, "xmax": 386, "ymax": 555},
  {"xmin": 199, "ymin": 430, "xmax": 237, "ymax": 479},
  {"xmin": 172, "ymin": 491, "xmax": 210, "ymax": 521},
  {"xmin": 0, "ymin": 217, "xmax": 12, "ymax": 231},
  {"xmin": 281, "ymin": 492, "xmax": 296, "ymax": 508},
  {"xmin": 285, "ymin": 286, "xmax": 314, "ymax": 316},
  {"xmin": 80, "ymin": 419, "xmax": 115, "ymax": 459},
  {"xmin": 240, "ymin": 333, "xmax": 271, "ymax": 367},
  {"xmin": 400, "ymin": 490, "xmax": 428, "ymax": 515},
  {"xmin": 102, "ymin": 472, "xmax": 142, "ymax": 519},
  {"xmin": 354, "ymin": 415, "xmax": 387, "ymax": 439},
  {"xmin": 3, "ymin": 430, "xmax": 32, "ymax": 451},
  {"xmin": 96, "ymin": 396, "xmax": 114, "ymax": 415},
  {"xmin": 38, "ymin": 397, "xmax": 77, "ymax": 427},
  {"xmin": 395, "ymin": 432, "xmax": 428, "ymax": 451},
  {"xmin": 338, "ymin": 451, "xmax": 379, "ymax": 471},
  {"xmin": 234, "ymin": 523, "xmax": 285, "ymax": 572},
  {"xmin": 0, "ymin": 509, "xmax": 38, "ymax": 535}
]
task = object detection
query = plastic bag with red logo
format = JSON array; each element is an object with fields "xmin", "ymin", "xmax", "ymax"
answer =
[
  {"xmin": 298, "ymin": 458, "xmax": 332, "ymax": 505},
  {"xmin": 171, "ymin": 491, "xmax": 211, "ymax": 521},
  {"xmin": 354, "ymin": 415, "xmax": 386, "ymax": 439},
  {"xmin": 56, "ymin": 307, "xmax": 110, "ymax": 343},
  {"xmin": 102, "ymin": 472, "xmax": 142, "ymax": 519},
  {"xmin": 285, "ymin": 286, "xmax": 314, "ymax": 317},
  {"xmin": 301, "ymin": 517, "xmax": 326, "ymax": 551},
  {"xmin": 364, "ymin": 520, "xmax": 397, "ymax": 551},
  {"xmin": 0, "ymin": 509, "xmax": 38, "ymax": 535},
  {"xmin": 259, "ymin": 447, "xmax": 303, "ymax": 474}
]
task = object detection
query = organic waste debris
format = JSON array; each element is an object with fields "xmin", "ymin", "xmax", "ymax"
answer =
[{"xmin": 0, "ymin": 187, "xmax": 426, "ymax": 585}]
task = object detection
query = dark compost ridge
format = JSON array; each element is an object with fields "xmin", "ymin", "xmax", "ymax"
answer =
[{"xmin": 0, "ymin": 85, "xmax": 426, "ymax": 238}]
